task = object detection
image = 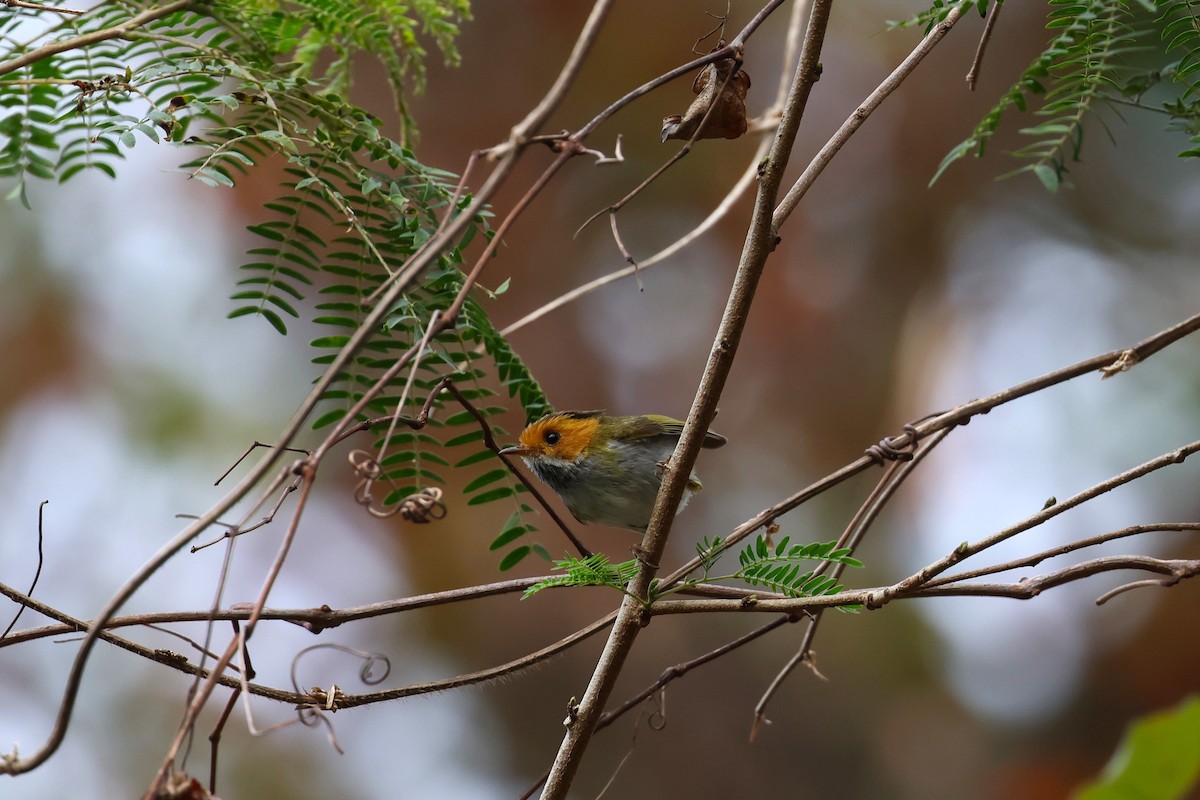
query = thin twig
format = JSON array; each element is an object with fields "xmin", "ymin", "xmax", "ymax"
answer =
[
  {"xmin": 187, "ymin": 475, "xmax": 301, "ymax": 552},
  {"xmin": 966, "ymin": 0, "xmax": 1005, "ymax": 90},
  {"xmin": 923, "ymin": 522, "xmax": 1200, "ymax": 588},
  {"xmin": 0, "ymin": 0, "xmax": 194, "ymax": 77},
  {"xmin": 771, "ymin": 1, "xmax": 968, "ymax": 236},
  {"xmin": 500, "ymin": 137, "xmax": 770, "ymax": 337},
  {"xmin": 500, "ymin": 0, "xmax": 812, "ymax": 337},
  {"xmin": 575, "ymin": 51, "xmax": 745, "ymax": 244},
  {"xmin": 213, "ymin": 441, "xmax": 309, "ymax": 487},
  {"xmin": 1, "ymin": 501, "xmax": 47, "ymax": 640},
  {"xmin": 147, "ymin": 462, "xmax": 319, "ymax": 797},
  {"xmin": 863, "ymin": 438, "xmax": 1200, "ymax": 611},
  {"xmin": 1, "ymin": 0, "xmax": 83, "ymax": 14},
  {"xmin": 518, "ymin": 614, "xmax": 795, "ymax": 799},
  {"xmin": 751, "ymin": 428, "xmax": 952, "ymax": 736}
]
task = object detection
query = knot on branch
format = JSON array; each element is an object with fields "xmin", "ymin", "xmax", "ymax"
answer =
[
  {"xmin": 1100, "ymin": 348, "xmax": 1140, "ymax": 378},
  {"xmin": 631, "ymin": 544, "xmax": 659, "ymax": 572},
  {"xmin": 864, "ymin": 589, "xmax": 891, "ymax": 611},
  {"xmin": 306, "ymin": 684, "xmax": 346, "ymax": 711},
  {"xmin": 865, "ymin": 426, "xmax": 919, "ymax": 465}
]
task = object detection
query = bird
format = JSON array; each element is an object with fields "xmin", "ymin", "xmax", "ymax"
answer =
[{"xmin": 499, "ymin": 411, "xmax": 726, "ymax": 532}]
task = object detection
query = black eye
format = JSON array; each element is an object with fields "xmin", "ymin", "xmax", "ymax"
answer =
[{"xmin": 544, "ymin": 430, "xmax": 561, "ymax": 445}]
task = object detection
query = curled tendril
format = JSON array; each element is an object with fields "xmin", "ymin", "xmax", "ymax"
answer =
[
  {"xmin": 281, "ymin": 643, "xmax": 391, "ymax": 756},
  {"xmin": 399, "ymin": 487, "xmax": 447, "ymax": 523},
  {"xmin": 291, "ymin": 643, "xmax": 393, "ymax": 709},
  {"xmin": 646, "ymin": 689, "xmax": 667, "ymax": 732},
  {"xmin": 348, "ymin": 450, "xmax": 447, "ymax": 521},
  {"xmin": 348, "ymin": 449, "xmax": 383, "ymax": 481}
]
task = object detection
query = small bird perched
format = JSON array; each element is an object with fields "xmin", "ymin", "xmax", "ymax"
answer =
[{"xmin": 499, "ymin": 411, "xmax": 726, "ymax": 532}]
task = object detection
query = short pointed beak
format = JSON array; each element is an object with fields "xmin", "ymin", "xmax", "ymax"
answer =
[{"xmin": 498, "ymin": 445, "xmax": 531, "ymax": 457}]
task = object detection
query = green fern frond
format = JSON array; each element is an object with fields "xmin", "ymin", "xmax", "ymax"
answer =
[
  {"xmin": 1159, "ymin": 0, "xmax": 1200, "ymax": 99},
  {"xmin": 734, "ymin": 536, "xmax": 862, "ymax": 599},
  {"xmin": 934, "ymin": 0, "xmax": 1135, "ymax": 190},
  {"xmin": 209, "ymin": 0, "xmax": 469, "ymax": 142},
  {"xmin": 888, "ymin": 0, "xmax": 976, "ymax": 34},
  {"xmin": 935, "ymin": 0, "xmax": 1200, "ymax": 180},
  {"xmin": 0, "ymin": 0, "xmax": 548, "ymax": 568},
  {"xmin": 523, "ymin": 554, "xmax": 640, "ymax": 599}
]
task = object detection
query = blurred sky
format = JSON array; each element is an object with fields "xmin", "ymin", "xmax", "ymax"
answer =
[{"xmin": 2, "ymin": 1, "xmax": 1200, "ymax": 798}]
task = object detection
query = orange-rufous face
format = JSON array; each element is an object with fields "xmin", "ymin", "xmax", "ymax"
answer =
[{"xmin": 516, "ymin": 414, "xmax": 600, "ymax": 461}]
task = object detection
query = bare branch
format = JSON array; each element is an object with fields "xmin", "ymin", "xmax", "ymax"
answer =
[
  {"xmin": 751, "ymin": 427, "xmax": 952, "ymax": 735},
  {"xmin": 0, "ymin": 0, "xmax": 194, "ymax": 77},
  {"xmin": 519, "ymin": 614, "xmax": 796, "ymax": 799},
  {"xmin": 864, "ymin": 439, "xmax": 1200, "ymax": 610},
  {"xmin": 923, "ymin": 523, "xmax": 1200, "ymax": 588},
  {"xmin": 966, "ymin": 0, "xmax": 1005, "ymax": 90},
  {"xmin": 772, "ymin": 2, "xmax": 968, "ymax": 235},
  {"xmin": 541, "ymin": 2, "xmax": 834, "ymax": 794},
  {"xmin": 501, "ymin": 137, "xmax": 770, "ymax": 337},
  {"xmin": 0, "ymin": 0, "xmax": 83, "ymax": 15},
  {"xmin": 648, "ymin": 554, "xmax": 1200, "ymax": 615},
  {"xmin": 0, "ymin": 501, "xmax": 47, "ymax": 640}
]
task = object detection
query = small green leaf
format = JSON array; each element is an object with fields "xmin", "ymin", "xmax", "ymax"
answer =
[
  {"xmin": 455, "ymin": 450, "xmax": 498, "ymax": 468},
  {"xmin": 499, "ymin": 546, "xmax": 531, "ymax": 571},
  {"xmin": 258, "ymin": 129, "xmax": 297, "ymax": 153},
  {"xmin": 467, "ymin": 486, "xmax": 516, "ymax": 505},
  {"xmin": 1032, "ymin": 163, "xmax": 1060, "ymax": 192},
  {"xmin": 464, "ymin": 468, "xmax": 509, "ymax": 493},
  {"xmin": 444, "ymin": 410, "xmax": 477, "ymax": 426},
  {"xmin": 489, "ymin": 524, "xmax": 527, "ymax": 550},
  {"xmin": 1074, "ymin": 696, "xmax": 1200, "ymax": 800},
  {"xmin": 258, "ymin": 308, "xmax": 287, "ymax": 334},
  {"xmin": 444, "ymin": 430, "xmax": 485, "ymax": 448},
  {"xmin": 312, "ymin": 408, "xmax": 348, "ymax": 429}
]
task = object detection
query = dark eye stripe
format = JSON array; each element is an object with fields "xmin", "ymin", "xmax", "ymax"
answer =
[{"xmin": 544, "ymin": 430, "xmax": 560, "ymax": 445}]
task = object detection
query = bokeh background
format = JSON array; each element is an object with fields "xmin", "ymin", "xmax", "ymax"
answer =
[{"xmin": 2, "ymin": 1, "xmax": 1199, "ymax": 797}]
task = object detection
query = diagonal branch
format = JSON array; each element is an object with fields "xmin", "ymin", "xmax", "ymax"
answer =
[
  {"xmin": 772, "ymin": 0, "xmax": 968, "ymax": 235},
  {"xmin": 539, "ymin": 2, "xmax": 835, "ymax": 795},
  {"xmin": 0, "ymin": 0, "xmax": 194, "ymax": 77}
]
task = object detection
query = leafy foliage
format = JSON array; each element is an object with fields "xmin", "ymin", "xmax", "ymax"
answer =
[
  {"xmin": 887, "ymin": 0, "xmax": 975, "ymax": 35},
  {"xmin": 523, "ymin": 554, "xmax": 640, "ymax": 599},
  {"xmin": 0, "ymin": 0, "xmax": 554, "ymax": 568},
  {"xmin": 717, "ymin": 535, "xmax": 861, "ymax": 605},
  {"xmin": 523, "ymin": 535, "xmax": 864, "ymax": 604},
  {"xmin": 930, "ymin": 0, "xmax": 1200, "ymax": 188},
  {"xmin": 491, "ymin": 507, "xmax": 552, "ymax": 571},
  {"xmin": 217, "ymin": 0, "xmax": 469, "ymax": 140}
]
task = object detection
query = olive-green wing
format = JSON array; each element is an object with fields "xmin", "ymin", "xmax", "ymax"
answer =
[{"xmin": 638, "ymin": 414, "xmax": 727, "ymax": 449}]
